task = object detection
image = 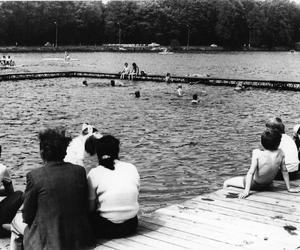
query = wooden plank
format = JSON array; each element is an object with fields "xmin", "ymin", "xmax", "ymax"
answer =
[
  {"xmin": 188, "ymin": 195, "xmax": 300, "ymax": 223},
  {"xmin": 214, "ymin": 189, "xmax": 300, "ymax": 211},
  {"xmin": 152, "ymin": 208, "xmax": 300, "ymax": 249},
  {"xmin": 225, "ymin": 186, "xmax": 300, "ymax": 203},
  {"xmin": 136, "ymin": 227, "xmax": 206, "ymax": 250},
  {"xmin": 138, "ymin": 220, "xmax": 230, "ymax": 249},
  {"xmin": 157, "ymin": 201, "xmax": 300, "ymax": 228},
  {"xmin": 140, "ymin": 213, "xmax": 286, "ymax": 249},
  {"xmin": 124, "ymin": 233, "xmax": 188, "ymax": 250},
  {"xmin": 94, "ymin": 244, "xmax": 117, "ymax": 250},
  {"xmin": 199, "ymin": 191, "xmax": 300, "ymax": 216},
  {"xmin": 150, "ymin": 206, "xmax": 300, "ymax": 247},
  {"xmin": 98, "ymin": 237, "xmax": 154, "ymax": 250}
]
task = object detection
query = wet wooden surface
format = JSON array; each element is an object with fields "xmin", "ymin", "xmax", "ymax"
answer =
[
  {"xmin": 96, "ymin": 179, "xmax": 300, "ymax": 249},
  {"xmin": 1, "ymin": 179, "xmax": 300, "ymax": 249}
]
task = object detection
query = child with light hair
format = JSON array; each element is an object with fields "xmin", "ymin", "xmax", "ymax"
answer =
[{"xmin": 223, "ymin": 129, "xmax": 300, "ymax": 199}]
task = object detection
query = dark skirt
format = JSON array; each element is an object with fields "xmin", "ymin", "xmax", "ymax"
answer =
[{"xmin": 90, "ymin": 213, "xmax": 138, "ymax": 239}]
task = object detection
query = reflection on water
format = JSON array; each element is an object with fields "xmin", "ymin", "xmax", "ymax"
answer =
[{"xmin": 1, "ymin": 78, "xmax": 300, "ymax": 213}]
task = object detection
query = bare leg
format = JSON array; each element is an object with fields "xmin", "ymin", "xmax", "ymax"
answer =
[{"xmin": 223, "ymin": 176, "xmax": 245, "ymax": 189}]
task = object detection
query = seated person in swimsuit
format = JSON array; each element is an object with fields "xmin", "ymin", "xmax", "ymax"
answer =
[
  {"xmin": 120, "ymin": 62, "xmax": 130, "ymax": 79},
  {"xmin": 129, "ymin": 63, "xmax": 139, "ymax": 80},
  {"xmin": 223, "ymin": 129, "xmax": 300, "ymax": 199}
]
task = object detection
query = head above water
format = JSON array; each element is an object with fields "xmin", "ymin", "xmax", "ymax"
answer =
[
  {"xmin": 261, "ymin": 128, "xmax": 282, "ymax": 151},
  {"xmin": 39, "ymin": 128, "xmax": 72, "ymax": 162},
  {"xmin": 111, "ymin": 80, "xmax": 115, "ymax": 87},
  {"xmin": 193, "ymin": 94, "xmax": 198, "ymax": 100},
  {"xmin": 265, "ymin": 117, "xmax": 285, "ymax": 134},
  {"xmin": 125, "ymin": 62, "xmax": 128, "ymax": 67},
  {"xmin": 135, "ymin": 91, "xmax": 140, "ymax": 98}
]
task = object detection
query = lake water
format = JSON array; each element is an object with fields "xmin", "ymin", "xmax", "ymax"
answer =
[{"xmin": 1, "ymin": 52, "xmax": 300, "ymax": 213}]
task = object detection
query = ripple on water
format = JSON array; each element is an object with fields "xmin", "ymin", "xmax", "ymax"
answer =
[{"xmin": 1, "ymin": 78, "xmax": 300, "ymax": 212}]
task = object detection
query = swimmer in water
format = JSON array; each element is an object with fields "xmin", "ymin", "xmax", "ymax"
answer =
[
  {"xmin": 82, "ymin": 80, "xmax": 88, "ymax": 86},
  {"xmin": 191, "ymin": 94, "xmax": 199, "ymax": 104},
  {"xmin": 165, "ymin": 73, "xmax": 171, "ymax": 83},
  {"xmin": 177, "ymin": 85, "xmax": 183, "ymax": 96},
  {"xmin": 134, "ymin": 91, "xmax": 140, "ymax": 98}
]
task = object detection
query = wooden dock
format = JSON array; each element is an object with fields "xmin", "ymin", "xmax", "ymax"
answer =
[
  {"xmin": 95, "ymin": 179, "xmax": 300, "ymax": 250},
  {"xmin": 1, "ymin": 71, "xmax": 300, "ymax": 91},
  {"xmin": 1, "ymin": 179, "xmax": 299, "ymax": 249}
]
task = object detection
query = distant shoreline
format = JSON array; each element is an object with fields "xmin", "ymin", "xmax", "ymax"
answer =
[{"xmin": 0, "ymin": 45, "xmax": 297, "ymax": 53}]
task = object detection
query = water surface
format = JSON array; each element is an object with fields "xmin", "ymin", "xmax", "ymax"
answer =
[{"xmin": 1, "ymin": 52, "xmax": 300, "ymax": 212}]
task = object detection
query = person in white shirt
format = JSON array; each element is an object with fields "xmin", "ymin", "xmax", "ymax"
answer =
[
  {"xmin": 120, "ymin": 62, "xmax": 130, "ymax": 79},
  {"xmin": 87, "ymin": 135, "xmax": 140, "ymax": 238},
  {"xmin": 266, "ymin": 117, "xmax": 299, "ymax": 179}
]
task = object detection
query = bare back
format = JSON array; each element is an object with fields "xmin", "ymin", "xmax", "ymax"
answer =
[{"xmin": 253, "ymin": 148, "xmax": 284, "ymax": 185}]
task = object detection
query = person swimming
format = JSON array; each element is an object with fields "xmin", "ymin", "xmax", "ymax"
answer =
[
  {"xmin": 134, "ymin": 91, "xmax": 140, "ymax": 98},
  {"xmin": 177, "ymin": 85, "xmax": 183, "ymax": 96},
  {"xmin": 165, "ymin": 73, "xmax": 171, "ymax": 83},
  {"xmin": 191, "ymin": 94, "xmax": 199, "ymax": 104}
]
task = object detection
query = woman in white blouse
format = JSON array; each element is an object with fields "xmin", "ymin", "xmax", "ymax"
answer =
[{"xmin": 86, "ymin": 135, "xmax": 140, "ymax": 238}]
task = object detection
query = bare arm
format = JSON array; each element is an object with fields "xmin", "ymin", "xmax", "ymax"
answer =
[
  {"xmin": 239, "ymin": 150, "xmax": 258, "ymax": 199},
  {"xmin": 281, "ymin": 158, "xmax": 300, "ymax": 193}
]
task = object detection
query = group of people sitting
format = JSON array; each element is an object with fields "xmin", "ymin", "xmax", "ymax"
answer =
[
  {"xmin": 1, "ymin": 124, "xmax": 140, "ymax": 250},
  {"xmin": 0, "ymin": 55, "xmax": 15, "ymax": 66},
  {"xmin": 224, "ymin": 117, "xmax": 300, "ymax": 198},
  {"xmin": 120, "ymin": 62, "xmax": 140, "ymax": 80}
]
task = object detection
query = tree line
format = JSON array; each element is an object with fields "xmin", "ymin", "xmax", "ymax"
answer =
[{"xmin": 0, "ymin": 0, "xmax": 299, "ymax": 49}]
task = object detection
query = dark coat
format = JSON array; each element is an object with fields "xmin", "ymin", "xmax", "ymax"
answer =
[{"xmin": 22, "ymin": 162, "xmax": 94, "ymax": 250}]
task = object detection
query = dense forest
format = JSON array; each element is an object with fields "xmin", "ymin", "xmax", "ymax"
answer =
[{"xmin": 0, "ymin": 0, "xmax": 299, "ymax": 49}]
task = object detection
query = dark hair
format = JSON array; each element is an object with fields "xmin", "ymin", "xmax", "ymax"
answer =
[
  {"xmin": 39, "ymin": 128, "xmax": 71, "ymax": 162},
  {"xmin": 193, "ymin": 94, "xmax": 198, "ymax": 100},
  {"xmin": 261, "ymin": 129, "xmax": 282, "ymax": 151},
  {"xmin": 265, "ymin": 117, "xmax": 285, "ymax": 134},
  {"xmin": 86, "ymin": 135, "xmax": 120, "ymax": 170},
  {"xmin": 135, "ymin": 91, "xmax": 140, "ymax": 98},
  {"xmin": 111, "ymin": 80, "xmax": 115, "ymax": 87}
]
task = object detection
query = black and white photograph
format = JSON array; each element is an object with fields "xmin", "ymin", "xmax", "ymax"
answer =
[{"xmin": 0, "ymin": 0, "xmax": 300, "ymax": 249}]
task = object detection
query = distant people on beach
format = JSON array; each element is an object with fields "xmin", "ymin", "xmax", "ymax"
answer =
[
  {"xmin": 223, "ymin": 128, "xmax": 300, "ymax": 199},
  {"xmin": 10, "ymin": 128, "xmax": 94, "ymax": 250},
  {"xmin": 0, "ymin": 161, "xmax": 23, "ymax": 237},
  {"xmin": 177, "ymin": 85, "xmax": 183, "ymax": 96},
  {"xmin": 266, "ymin": 117, "xmax": 299, "ymax": 179},
  {"xmin": 129, "ymin": 63, "xmax": 139, "ymax": 80},
  {"xmin": 86, "ymin": 135, "xmax": 140, "ymax": 238},
  {"xmin": 120, "ymin": 62, "xmax": 130, "ymax": 79}
]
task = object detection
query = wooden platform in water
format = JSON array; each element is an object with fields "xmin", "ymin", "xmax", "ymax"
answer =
[
  {"xmin": 96, "ymin": 179, "xmax": 300, "ymax": 250},
  {"xmin": 0, "ymin": 179, "xmax": 300, "ymax": 249},
  {"xmin": 1, "ymin": 71, "xmax": 300, "ymax": 91}
]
